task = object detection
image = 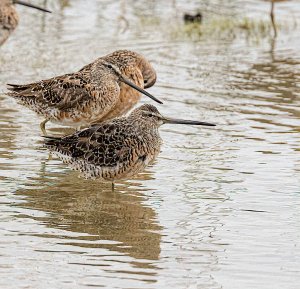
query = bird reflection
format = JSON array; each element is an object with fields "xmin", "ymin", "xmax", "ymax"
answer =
[{"xmin": 12, "ymin": 167, "xmax": 162, "ymax": 265}]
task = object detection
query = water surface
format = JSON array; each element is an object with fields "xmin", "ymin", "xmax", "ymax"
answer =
[{"xmin": 0, "ymin": 1, "xmax": 299, "ymax": 288}]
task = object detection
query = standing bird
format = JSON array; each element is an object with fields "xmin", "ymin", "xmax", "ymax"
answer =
[
  {"xmin": 0, "ymin": 0, "xmax": 51, "ymax": 46},
  {"xmin": 44, "ymin": 104, "xmax": 215, "ymax": 189},
  {"xmin": 6, "ymin": 50, "xmax": 162, "ymax": 135}
]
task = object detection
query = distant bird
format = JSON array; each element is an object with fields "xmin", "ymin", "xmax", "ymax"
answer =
[
  {"xmin": 44, "ymin": 104, "xmax": 215, "ymax": 189},
  {"xmin": 6, "ymin": 50, "xmax": 162, "ymax": 135},
  {"xmin": 0, "ymin": 0, "xmax": 51, "ymax": 46},
  {"xmin": 183, "ymin": 12, "xmax": 202, "ymax": 24}
]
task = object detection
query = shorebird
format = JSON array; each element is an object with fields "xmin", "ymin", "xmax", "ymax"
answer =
[
  {"xmin": 0, "ymin": 0, "xmax": 51, "ymax": 46},
  {"xmin": 6, "ymin": 50, "xmax": 161, "ymax": 135},
  {"xmin": 44, "ymin": 104, "xmax": 215, "ymax": 189}
]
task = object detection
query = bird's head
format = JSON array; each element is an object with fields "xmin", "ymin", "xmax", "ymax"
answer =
[
  {"xmin": 105, "ymin": 50, "xmax": 157, "ymax": 89},
  {"xmin": 131, "ymin": 104, "xmax": 216, "ymax": 128},
  {"xmin": 101, "ymin": 61, "xmax": 162, "ymax": 105}
]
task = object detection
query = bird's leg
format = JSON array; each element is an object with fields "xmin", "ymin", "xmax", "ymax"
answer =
[
  {"xmin": 40, "ymin": 119, "xmax": 49, "ymax": 135},
  {"xmin": 76, "ymin": 125, "xmax": 85, "ymax": 131},
  {"xmin": 270, "ymin": 1, "xmax": 277, "ymax": 38},
  {"xmin": 112, "ymin": 182, "xmax": 115, "ymax": 192},
  {"xmin": 47, "ymin": 152, "xmax": 53, "ymax": 161}
]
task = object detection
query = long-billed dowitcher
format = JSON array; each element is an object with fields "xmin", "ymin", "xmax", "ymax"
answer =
[
  {"xmin": 6, "ymin": 50, "xmax": 161, "ymax": 135},
  {"xmin": 0, "ymin": 0, "xmax": 51, "ymax": 46},
  {"xmin": 44, "ymin": 104, "xmax": 215, "ymax": 189}
]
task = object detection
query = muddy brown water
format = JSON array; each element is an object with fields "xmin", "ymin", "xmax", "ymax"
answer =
[{"xmin": 0, "ymin": 1, "xmax": 299, "ymax": 288}]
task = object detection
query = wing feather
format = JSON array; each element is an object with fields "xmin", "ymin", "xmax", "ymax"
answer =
[
  {"xmin": 44, "ymin": 119, "xmax": 144, "ymax": 169},
  {"xmin": 7, "ymin": 72, "xmax": 93, "ymax": 111}
]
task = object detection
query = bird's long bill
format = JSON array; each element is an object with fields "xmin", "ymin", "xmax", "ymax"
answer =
[
  {"xmin": 163, "ymin": 117, "xmax": 216, "ymax": 126},
  {"xmin": 120, "ymin": 77, "xmax": 163, "ymax": 104},
  {"xmin": 14, "ymin": 0, "xmax": 51, "ymax": 13}
]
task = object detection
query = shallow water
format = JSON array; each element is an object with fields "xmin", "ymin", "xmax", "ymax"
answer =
[{"xmin": 0, "ymin": 0, "xmax": 300, "ymax": 288}]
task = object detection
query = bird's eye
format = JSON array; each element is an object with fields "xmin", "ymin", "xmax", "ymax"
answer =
[{"xmin": 107, "ymin": 64, "xmax": 113, "ymax": 69}]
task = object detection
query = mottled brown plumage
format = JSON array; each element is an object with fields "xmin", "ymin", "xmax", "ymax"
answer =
[
  {"xmin": 44, "ymin": 104, "xmax": 215, "ymax": 184},
  {"xmin": 7, "ymin": 50, "xmax": 161, "ymax": 134},
  {"xmin": 0, "ymin": 0, "xmax": 19, "ymax": 45},
  {"xmin": 0, "ymin": 0, "xmax": 50, "ymax": 46}
]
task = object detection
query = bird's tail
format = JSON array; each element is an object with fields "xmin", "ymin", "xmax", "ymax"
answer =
[
  {"xmin": 7, "ymin": 83, "xmax": 30, "ymax": 92},
  {"xmin": 6, "ymin": 84, "xmax": 37, "ymax": 104}
]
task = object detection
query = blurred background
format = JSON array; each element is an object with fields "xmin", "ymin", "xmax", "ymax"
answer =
[{"xmin": 0, "ymin": 0, "xmax": 299, "ymax": 288}]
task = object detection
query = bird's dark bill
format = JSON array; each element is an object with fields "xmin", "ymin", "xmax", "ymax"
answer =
[
  {"xmin": 121, "ymin": 77, "xmax": 163, "ymax": 104},
  {"xmin": 163, "ymin": 117, "xmax": 216, "ymax": 126},
  {"xmin": 14, "ymin": 0, "xmax": 51, "ymax": 13}
]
